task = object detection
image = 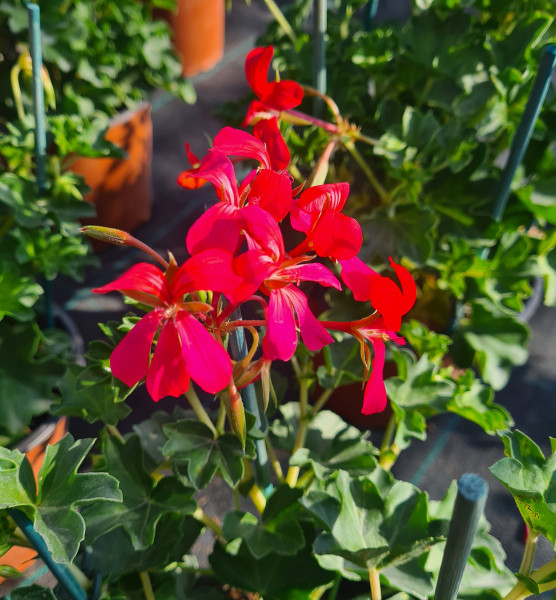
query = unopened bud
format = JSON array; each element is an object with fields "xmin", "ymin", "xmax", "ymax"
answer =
[
  {"xmin": 222, "ymin": 383, "xmax": 246, "ymax": 449},
  {"xmin": 81, "ymin": 226, "xmax": 130, "ymax": 245}
]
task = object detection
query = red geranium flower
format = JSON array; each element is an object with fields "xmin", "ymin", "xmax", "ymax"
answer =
[{"xmin": 93, "ymin": 250, "xmax": 241, "ymax": 401}]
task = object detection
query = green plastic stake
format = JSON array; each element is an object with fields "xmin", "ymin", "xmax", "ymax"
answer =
[
  {"xmin": 312, "ymin": 0, "xmax": 327, "ymax": 117},
  {"xmin": 8, "ymin": 509, "xmax": 88, "ymax": 600},
  {"xmin": 491, "ymin": 44, "xmax": 556, "ymax": 223},
  {"xmin": 27, "ymin": 3, "xmax": 47, "ymax": 194},
  {"xmin": 26, "ymin": 2, "xmax": 55, "ymax": 328},
  {"xmin": 433, "ymin": 474, "xmax": 488, "ymax": 600},
  {"xmin": 229, "ymin": 311, "xmax": 272, "ymax": 492}
]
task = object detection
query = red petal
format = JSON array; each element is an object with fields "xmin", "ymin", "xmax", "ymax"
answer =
[
  {"xmin": 241, "ymin": 205, "xmax": 285, "ymax": 262},
  {"xmin": 298, "ymin": 182, "xmax": 350, "ymax": 213},
  {"xmin": 110, "ymin": 310, "xmax": 163, "ymax": 389},
  {"xmin": 312, "ymin": 211, "xmax": 362, "ymax": 260},
  {"xmin": 146, "ymin": 319, "xmax": 190, "ymax": 401},
  {"xmin": 389, "ymin": 257, "xmax": 417, "ymax": 314},
  {"xmin": 340, "ymin": 257, "xmax": 377, "ymax": 301},
  {"xmin": 186, "ymin": 203, "xmax": 242, "ymax": 256},
  {"xmin": 175, "ymin": 312, "xmax": 232, "ymax": 393},
  {"xmin": 173, "ymin": 249, "xmax": 242, "ymax": 300},
  {"xmin": 280, "ymin": 262, "xmax": 341, "ymax": 290},
  {"xmin": 243, "ymin": 99, "xmax": 274, "ymax": 127},
  {"xmin": 93, "ymin": 263, "xmax": 170, "ymax": 306},
  {"xmin": 245, "ymin": 46, "xmax": 274, "ymax": 101},
  {"xmin": 247, "ymin": 169, "xmax": 292, "ymax": 223},
  {"xmin": 214, "ymin": 127, "xmax": 271, "ymax": 170},
  {"xmin": 262, "ymin": 289, "xmax": 297, "ymax": 361},
  {"xmin": 253, "ymin": 117, "xmax": 290, "ymax": 171},
  {"xmin": 362, "ymin": 339, "xmax": 387, "ymax": 415},
  {"xmin": 263, "ymin": 80, "xmax": 304, "ymax": 111},
  {"xmin": 281, "ymin": 286, "xmax": 333, "ymax": 352},
  {"xmin": 194, "ymin": 150, "xmax": 240, "ymax": 206},
  {"xmin": 232, "ymin": 249, "xmax": 276, "ymax": 302}
]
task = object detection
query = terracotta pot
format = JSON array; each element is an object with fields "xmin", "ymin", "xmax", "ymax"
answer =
[
  {"xmin": 167, "ymin": 0, "xmax": 225, "ymax": 77},
  {"xmin": 0, "ymin": 417, "xmax": 68, "ymax": 583},
  {"xmin": 72, "ymin": 101, "xmax": 153, "ymax": 246}
]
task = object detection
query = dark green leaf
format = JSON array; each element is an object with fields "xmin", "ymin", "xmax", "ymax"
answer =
[
  {"xmin": 163, "ymin": 420, "xmax": 255, "ymax": 489},
  {"xmin": 489, "ymin": 430, "xmax": 556, "ymax": 545},
  {"xmin": 83, "ymin": 435, "xmax": 196, "ymax": 549}
]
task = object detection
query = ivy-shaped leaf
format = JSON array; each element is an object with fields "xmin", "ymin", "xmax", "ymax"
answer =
[
  {"xmin": 222, "ymin": 486, "xmax": 305, "ymax": 558},
  {"xmin": 0, "ymin": 435, "xmax": 122, "ymax": 563},
  {"xmin": 273, "ymin": 404, "xmax": 378, "ymax": 479},
  {"xmin": 302, "ymin": 470, "xmax": 441, "ymax": 577},
  {"xmin": 83, "ymin": 434, "xmax": 196, "ymax": 549},
  {"xmin": 209, "ymin": 525, "xmax": 334, "ymax": 599},
  {"xmin": 163, "ymin": 419, "xmax": 255, "ymax": 489},
  {"xmin": 489, "ymin": 430, "xmax": 556, "ymax": 546}
]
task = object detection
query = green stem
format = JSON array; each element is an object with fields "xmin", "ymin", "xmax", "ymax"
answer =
[
  {"xmin": 106, "ymin": 424, "xmax": 126, "ymax": 444},
  {"xmin": 502, "ymin": 558, "xmax": 556, "ymax": 600},
  {"xmin": 10, "ymin": 64, "xmax": 25, "ymax": 121},
  {"xmin": 312, "ymin": 388, "xmax": 333, "ymax": 414},
  {"xmin": 265, "ymin": 436, "xmax": 284, "ymax": 482},
  {"xmin": 286, "ymin": 375, "xmax": 309, "ymax": 487},
  {"xmin": 378, "ymin": 414, "xmax": 396, "ymax": 459},
  {"xmin": 519, "ymin": 529, "xmax": 539, "ymax": 576},
  {"xmin": 216, "ymin": 397, "xmax": 226, "ymax": 435},
  {"xmin": 185, "ymin": 388, "xmax": 218, "ymax": 437},
  {"xmin": 343, "ymin": 139, "xmax": 389, "ymax": 204},
  {"xmin": 368, "ymin": 566, "xmax": 381, "ymax": 600},
  {"xmin": 193, "ymin": 507, "xmax": 222, "ymax": 537},
  {"xmin": 139, "ymin": 571, "xmax": 155, "ymax": 600},
  {"xmin": 260, "ymin": 0, "xmax": 296, "ymax": 44},
  {"xmin": 327, "ymin": 573, "xmax": 342, "ymax": 600}
]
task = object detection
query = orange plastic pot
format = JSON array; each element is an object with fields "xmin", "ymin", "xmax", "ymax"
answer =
[
  {"xmin": 72, "ymin": 101, "xmax": 153, "ymax": 247},
  {"xmin": 0, "ymin": 418, "xmax": 68, "ymax": 584},
  {"xmin": 167, "ymin": 0, "xmax": 225, "ymax": 77}
]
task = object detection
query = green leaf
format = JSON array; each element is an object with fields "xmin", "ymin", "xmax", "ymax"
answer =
[
  {"xmin": 33, "ymin": 434, "xmax": 122, "ymax": 563},
  {"xmin": 0, "ymin": 564, "xmax": 23, "ymax": 578},
  {"xmin": 10, "ymin": 585, "xmax": 57, "ymax": 600},
  {"xmin": 489, "ymin": 430, "xmax": 556, "ymax": 545},
  {"xmin": 270, "ymin": 403, "xmax": 377, "ymax": 479},
  {"xmin": 0, "ymin": 320, "xmax": 67, "ymax": 438},
  {"xmin": 163, "ymin": 419, "xmax": 255, "ymax": 489},
  {"xmin": 54, "ymin": 363, "xmax": 132, "ymax": 426},
  {"xmin": 359, "ymin": 203, "xmax": 438, "ymax": 266},
  {"xmin": 88, "ymin": 514, "xmax": 203, "ymax": 578},
  {"xmin": 0, "ymin": 447, "xmax": 37, "ymax": 509},
  {"xmin": 302, "ymin": 470, "xmax": 441, "ymax": 576},
  {"xmin": 222, "ymin": 486, "xmax": 305, "ymax": 558},
  {"xmin": 209, "ymin": 529, "xmax": 334, "ymax": 599},
  {"xmin": 456, "ymin": 303, "xmax": 530, "ymax": 390},
  {"xmin": 83, "ymin": 435, "xmax": 196, "ymax": 549},
  {"xmin": 0, "ymin": 262, "xmax": 43, "ymax": 322}
]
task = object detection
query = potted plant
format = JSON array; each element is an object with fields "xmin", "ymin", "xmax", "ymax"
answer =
[
  {"xmin": 0, "ymin": 42, "xmax": 554, "ymax": 599},
  {"xmin": 0, "ymin": 0, "xmax": 196, "ymax": 237}
]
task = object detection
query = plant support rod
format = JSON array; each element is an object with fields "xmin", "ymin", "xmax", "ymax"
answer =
[
  {"xmin": 433, "ymin": 473, "xmax": 488, "ymax": 600},
  {"xmin": 491, "ymin": 44, "xmax": 556, "ymax": 222}
]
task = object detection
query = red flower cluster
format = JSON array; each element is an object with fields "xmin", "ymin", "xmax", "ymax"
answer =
[{"xmin": 93, "ymin": 46, "xmax": 416, "ymax": 415}]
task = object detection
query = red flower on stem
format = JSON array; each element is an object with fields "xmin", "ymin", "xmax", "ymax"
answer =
[
  {"xmin": 234, "ymin": 206, "xmax": 340, "ymax": 361},
  {"xmin": 323, "ymin": 256, "xmax": 416, "ymax": 414},
  {"xmin": 244, "ymin": 46, "xmax": 303, "ymax": 124},
  {"xmin": 93, "ymin": 250, "xmax": 242, "ymax": 402},
  {"xmin": 290, "ymin": 183, "xmax": 362, "ymax": 261}
]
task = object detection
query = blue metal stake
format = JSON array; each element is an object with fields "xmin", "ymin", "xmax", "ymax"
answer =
[
  {"xmin": 27, "ymin": 2, "xmax": 54, "ymax": 329},
  {"xmin": 229, "ymin": 312, "xmax": 272, "ymax": 492},
  {"xmin": 491, "ymin": 44, "xmax": 556, "ymax": 223},
  {"xmin": 8, "ymin": 509, "xmax": 88, "ymax": 600},
  {"xmin": 434, "ymin": 474, "xmax": 488, "ymax": 600}
]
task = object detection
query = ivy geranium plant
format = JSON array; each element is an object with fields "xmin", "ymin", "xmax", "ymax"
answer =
[{"xmin": 0, "ymin": 45, "xmax": 554, "ymax": 600}]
